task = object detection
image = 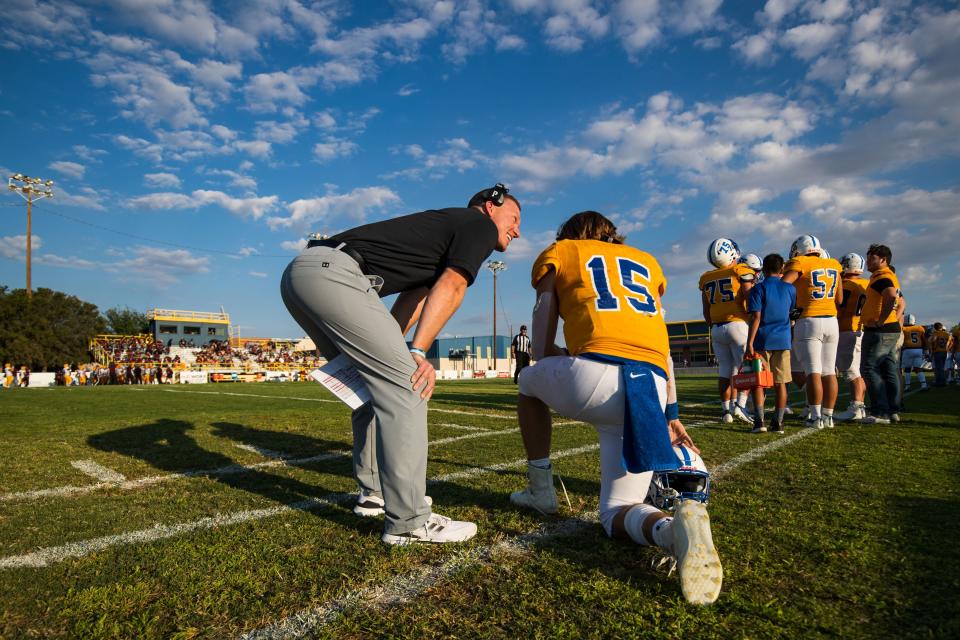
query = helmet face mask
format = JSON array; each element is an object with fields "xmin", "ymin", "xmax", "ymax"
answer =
[
  {"xmin": 647, "ymin": 445, "xmax": 711, "ymax": 511},
  {"xmin": 790, "ymin": 234, "xmax": 823, "ymax": 258},
  {"xmin": 708, "ymin": 238, "xmax": 741, "ymax": 268},
  {"xmin": 840, "ymin": 252, "xmax": 865, "ymax": 275}
]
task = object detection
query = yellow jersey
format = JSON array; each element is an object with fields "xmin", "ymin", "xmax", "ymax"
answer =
[
  {"xmin": 931, "ymin": 329, "xmax": 953, "ymax": 353},
  {"xmin": 532, "ymin": 239, "xmax": 669, "ymax": 372},
  {"xmin": 698, "ymin": 263, "xmax": 755, "ymax": 324},
  {"xmin": 862, "ymin": 266, "xmax": 901, "ymax": 326},
  {"xmin": 901, "ymin": 325, "xmax": 927, "ymax": 349},
  {"xmin": 784, "ymin": 254, "xmax": 843, "ymax": 318},
  {"xmin": 837, "ymin": 277, "xmax": 868, "ymax": 332}
]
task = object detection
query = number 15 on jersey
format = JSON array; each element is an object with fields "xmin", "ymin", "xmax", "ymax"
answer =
[{"xmin": 586, "ymin": 255, "xmax": 659, "ymax": 315}]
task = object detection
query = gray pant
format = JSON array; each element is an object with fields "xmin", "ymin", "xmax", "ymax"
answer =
[{"xmin": 280, "ymin": 246, "xmax": 430, "ymax": 535}]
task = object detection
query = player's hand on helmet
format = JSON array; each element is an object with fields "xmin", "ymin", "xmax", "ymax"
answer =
[
  {"xmin": 410, "ymin": 352, "xmax": 436, "ymax": 400},
  {"xmin": 668, "ymin": 418, "xmax": 699, "ymax": 454}
]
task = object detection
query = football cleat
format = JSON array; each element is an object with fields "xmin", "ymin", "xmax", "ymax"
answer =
[
  {"xmin": 805, "ymin": 417, "xmax": 823, "ymax": 429},
  {"xmin": 769, "ymin": 418, "xmax": 785, "ymax": 434},
  {"xmin": 648, "ymin": 446, "xmax": 711, "ymax": 511},
  {"xmin": 510, "ymin": 465, "xmax": 559, "ymax": 515},
  {"xmin": 382, "ymin": 513, "xmax": 477, "ymax": 546},
  {"xmin": 835, "ymin": 404, "xmax": 866, "ymax": 422},
  {"xmin": 789, "ymin": 234, "xmax": 823, "ymax": 258},
  {"xmin": 721, "ymin": 411, "xmax": 734, "ymax": 424},
  {"xmin": 732, "ymin": 405, "xmax": 753, "ymax": 424},
  {"xmin": 823, "ymin": 415, "xmax": 834, "ymax": 429},
  {"xmin": 707, "ymin": 238, "xmax": 741, "ymax": 268},
  {"xmin": 672, "ymin": 499, "xmax": 723, "ymax": 605}
]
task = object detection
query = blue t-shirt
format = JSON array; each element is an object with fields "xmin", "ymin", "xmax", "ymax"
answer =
[{"xmin": 747, "ymin": 276, "xmax": 796, "ymax": 351}]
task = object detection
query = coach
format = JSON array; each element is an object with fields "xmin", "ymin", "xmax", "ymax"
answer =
[
  {"xmin": 280, "ymin": 184, "xmax": 521, "ymax": 545},
  {"xmin": 859, "ymin": 244, "xmax": 902, "ymax": 424}
]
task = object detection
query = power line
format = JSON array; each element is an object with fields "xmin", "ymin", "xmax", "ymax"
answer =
[{"xmin": 22, "ymin": 200, "xmax": 294, "ymax": 259}]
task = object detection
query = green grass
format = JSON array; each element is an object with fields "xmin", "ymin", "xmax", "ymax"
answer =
[{"xmin": 0, "ymin": 379, "xmax": 958, "ymax": 639}]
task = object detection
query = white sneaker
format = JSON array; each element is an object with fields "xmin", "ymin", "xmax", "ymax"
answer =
[
  {"xmin": 732, "ymin": 405, "xmax": 753, "ymax": 425},
  {"xmin": 783, "ymin": 406, "xmax": 795, "ymax": 415},
  {"xmin": 721, "ymin": 411, "xmax": 733, "ymax": 424},
  {"xmin": 354, "ymin": 491, "xmax": 433, "ymax": 517},
  {"xmin": 861, "ymin": 415, "xmax": 891, "ymax": 425},
  {"xmin": 823, "ymin": 415, "xmax": 834, "ymax": 429},
  {"xmin": 890, "ymin": 413, "xmax": 901, "ymax": 423},
  {"xmin": 381, "ymin": 512, "xmax": 477, "ymax": 546},
  {"xmin": 804, "ymin": 417, "xmax": 823, "ymax": 429},
  {"xmin": 671, "ymin": 499, "xmax": 723, "ymax": 605},
  {"xmin": 510, "ymin": 465, "xmax": 559, "ymax": 515},
  {"xmin": 834, "ymin": 404, "xmax": 863, "ymax": 422}
]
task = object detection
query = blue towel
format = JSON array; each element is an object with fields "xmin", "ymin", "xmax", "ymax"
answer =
[{"xmin": 580, "ymin": 354, "xmax": 679, "ymax": 473}]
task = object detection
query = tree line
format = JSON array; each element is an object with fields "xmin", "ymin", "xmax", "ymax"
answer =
[{"xmin": 0, "ymin": 286, "xmax": 150, "ymax": 371}]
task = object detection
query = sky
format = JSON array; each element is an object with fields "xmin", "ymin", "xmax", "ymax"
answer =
[{"xmin": 1, "ymin": 0, "xmax": 958, "ymax": 340}]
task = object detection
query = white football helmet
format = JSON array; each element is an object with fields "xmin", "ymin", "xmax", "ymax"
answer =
[
  {"xmin": 789, "ymin": 234, "xmax": 823, "ymax": 258},
  {"xmin": 707, "ymin": 238, "xmax": 741, "ymax": 268},
  {"xmin": 821, "ymin": 249, "xmax": 831, "ymax": 259},
  {"xmin": 647, "ymin": 445, "xmax": 710, "ymax": 511},
  {"xmin": 738, "ymin": 253, "xmax": 762, "ymax": 271},
  {"xmin": 906, "ymin": 314, "xmax": 916, "ymax": 327},
  {"xmin": 840, "ymin": 252, "xmax": 865, "ymax": 275}
]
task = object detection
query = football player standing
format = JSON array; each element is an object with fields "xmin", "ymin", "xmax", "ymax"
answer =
[
  {"xmin": 782, "ymin": 235, "xmax": 844, "ymax": 429},
  {"xmin": 834, "ymin": 254, "xmax": 870, "ymax": 421},
  {"xmin": 510, "ymin": 211, "xmax": 722, "ymax": 605},
  {"xmin": 699, "ymin": 238, "xmax": 756, "ymax": 424},
  {"xmin": 900, "ymin": 314, "xmax": 929, "ymax": 391}
]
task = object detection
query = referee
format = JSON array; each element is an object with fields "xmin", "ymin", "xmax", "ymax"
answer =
[
  {"xmin": 280, "ymin": 184, "xmax": 521, "ymax": 545},
  {"xmin": 512, "ymin": 325, "xmax": 531, "ymax": 383}
]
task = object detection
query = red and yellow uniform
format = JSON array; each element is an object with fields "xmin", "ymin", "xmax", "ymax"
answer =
[
  {"xmin": 784, "ymin": 254, "xmax": 843, "ymax": 317},
  {"xmin": 862, "ymin": 266, "xmax": 900, "ymax": 326},
  {"xmin": 902, "ymin": 325, "xmax": 927, "ymax": 350},
  {"xmin": 532, "ymin": 239, "xmax": 669, "ymax": 372},
  {"xmin": 837, "ymin": 277, "xmax": 869, "ymax": 332},
  {"xmin": 931, "ymin": 329, "xmax": 953, "ymax": 353},
  {"xmin": 698, "ymin": 263, "xmax": 754, "ymax": 324}
]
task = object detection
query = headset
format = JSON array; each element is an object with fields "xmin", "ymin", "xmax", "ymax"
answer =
[{"xmin": 470, "ymin": 183, "xmax": 509, "ymax": 208}]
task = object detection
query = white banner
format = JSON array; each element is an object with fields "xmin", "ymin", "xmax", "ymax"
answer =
[{"xmin": 179, "ymin": 371, "xmax": 209, "ymax": 384}]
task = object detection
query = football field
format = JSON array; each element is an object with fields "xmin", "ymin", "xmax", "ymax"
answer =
[{"xmin": 1, "ymin": 378, "xmax": 958, "ymax": 639}]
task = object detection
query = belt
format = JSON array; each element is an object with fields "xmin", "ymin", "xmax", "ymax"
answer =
[{"xmin": 307, "ymin": 239, "xmax": 368, "ymax": 274}]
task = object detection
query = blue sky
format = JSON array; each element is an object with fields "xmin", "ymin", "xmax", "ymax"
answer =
[{"xmin": 2, "ymin": 0, "xmax": 958, "ymax": 339}]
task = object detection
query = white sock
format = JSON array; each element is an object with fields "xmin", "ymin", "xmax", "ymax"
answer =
[
  {"xmin": 721, "ymin": 400, "xmax": 732, "ymax": 412},
  {"xmin": 529, "ymin": 457, "xmax": 551, "ymax": 470},
  {"xmin": 823, "ymin": 408, "xmax": 833, "ymax": 417},
  {"xmin": 776, "ymin": 407, "xmax": 787, "ymax": 422},
  {"xmin": 623, "ymin": 504, "xmax": 672, "ymax": 549},
  {"xmin": 736, "ymin": 391, "xmax": 749, "ymax": 408},
  {"xmin": 809, "ymin": 404, "xmax": 822, "ymax": 419},
  {"xmin": 918, "ymin": 372, "xmax": 927, "ymax": 385}
]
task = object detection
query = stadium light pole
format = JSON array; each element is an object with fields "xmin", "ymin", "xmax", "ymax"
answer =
[
  {"xmin": 8, "ymin": 173, "xmax": 54, "ymax": 299},
  {"xmin": 487, "ymin": 260, "xmax": 506, "ymax": 370}
]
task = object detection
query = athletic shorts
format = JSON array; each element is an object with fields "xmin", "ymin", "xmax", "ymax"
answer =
[
  {"xmin": 711, "ymin": 321, "xmax": 748, "ymax": 379},
  {"xmin": 518, "ymin": 355, "xmax": 667, "ymax": 535},
  {"xmin": 758, "ymin": 350, "xmax": 792, "ymax": 385},
  {"xmin": 794, "ymin": 316, "xmax": 840, "ymax": 375},
  {"xmin": 901, "ymin": 348, "xmax": 925, "ymax": 370},
  {"xmin": 836, "ymin": 330, "xmax": 863, "ymax": 380}
]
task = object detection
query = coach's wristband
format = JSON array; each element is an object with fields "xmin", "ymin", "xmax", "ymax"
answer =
[
  {"xmin": 665, "ymin": 402, "xmax": 679, "ymax": 422},
  {"xmin": 409, "ymin": 347, "xmax": 426, "ymax": 357}
]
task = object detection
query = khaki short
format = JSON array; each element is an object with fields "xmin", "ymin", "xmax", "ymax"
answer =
[{"xmin": 758, "ymin": 350, "xmax": 792, "ymax": 384}]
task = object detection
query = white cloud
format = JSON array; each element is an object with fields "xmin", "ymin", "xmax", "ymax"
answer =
[
  {"xmin": 48, "ymin": 161, "xmax": 85, "ymax": 179},
  {"xmin": 71, "ymin": 145, "xmax": 107, "ymax": 163},
  {"xmin": 0, "ymin": 234, "xmax": 41, "ymax": 259},
  {"xmin": 281, "ymin": 238, "xmax": 308, "ymax": 252},
  {"xmin": 383, "ymin": 138, "xmax": 482, "ymax": 180},
  {"xmin": 244, "ymin": 71, "xmax": 311, "ymax": 113},
  {"xmin": 211, "ymin": 124, "xmax": 237, "ymax": 141},
  {"xmin": 270, "ymin": 186, "xmax": 401, "ymax": 230},
  {"xmin": 248, "ymin": 271, "xmax": 268, "ymax": 278},
  {"xmin": 734, "ymin": 30, "xmax": 777, "ymax": 64},
  {"xmin": 782, "ymin": 22, "xmax": 845, "ymax": 60},
  {"xmin": 144, "ymin": 172, "xmax": 182, "ymax": 188},
  {"xmin": 761, "ymin": 0, "xmax": 801, "ymax": 25},
  {"xmin": 126, "ymin": 189, "xmax": 279, "ymax": 219},
  {"xmin": 496, "ymin": 34, "xmax": 526, "ymax": 51},
  {"xmin": 108, "ymin": 245, "xmax": 210, "ymax": 287},
  {"xmin": 207, "ymin": 168, "xmax": 257, "ymax": 191},
  {"xmin": 238, "ymin": 246, "xmax": 259, "ymax": 257},
  {"xmin": 313, "ymin": 138, "xmax": 359, "ymax": 162},
  {"xmin": 234, "ymin": 140, "xmax": 272, "ymax": 158},
  {"xmin": 255, "ymin": 118, "xmax": 308, "ymax": 144},
  {"xmin": 803, "ymin": 0, "xmax": 849, "ymax": 23},
  {"xmin": 396, "ymin": 83, "xmax": 420, "ymax": 96},
  {"xmin": 53, "ymin": 186, "xmax": 107, "ymax": 210}
]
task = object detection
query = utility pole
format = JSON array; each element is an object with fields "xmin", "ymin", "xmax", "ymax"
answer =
[
  {"xmin": 486, "ymin": 260, "xmax": 506, "ymax": 370},
  {"xmin": 8, "ymin": 173, "xmax": 54, "ymax": 298}
]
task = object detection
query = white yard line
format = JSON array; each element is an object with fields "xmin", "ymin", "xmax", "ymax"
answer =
[
  {"xmin": 234, "ymin": 444, "xmax": 286, "ymax": 459},
  {"xmin": 237, "ymin": 419, "xmax": 827, "ymax": 639},
  {"xmin": 69, "ymin": 460, "xmax": 126, "ymax": 484},
  {"xmin": 435, "ymin": 423, "xmax": 490, "ymax": 432}
]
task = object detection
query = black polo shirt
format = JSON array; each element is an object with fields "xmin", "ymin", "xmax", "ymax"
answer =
[{"xmin": 330, "ymin": 207, "xmax": 499, "ymax": 297}]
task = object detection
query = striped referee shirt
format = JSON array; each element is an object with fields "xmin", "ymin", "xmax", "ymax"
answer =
[{"xmin": 512, "ymin": 333, "xmax": 531, "ymax": 355}]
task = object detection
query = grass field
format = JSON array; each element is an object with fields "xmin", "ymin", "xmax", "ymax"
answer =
[{"xmin": 1, "ymin": 377, "xmax": 958, "ymax": 639}]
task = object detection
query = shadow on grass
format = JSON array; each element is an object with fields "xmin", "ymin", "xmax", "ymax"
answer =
[
  {"xmin": 881, "ymin": 494, "xmax": 960, "ymax": 639},
  {"xmin": 88, "ymin": 418, "xmax": 354, "ymax": 516}
]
